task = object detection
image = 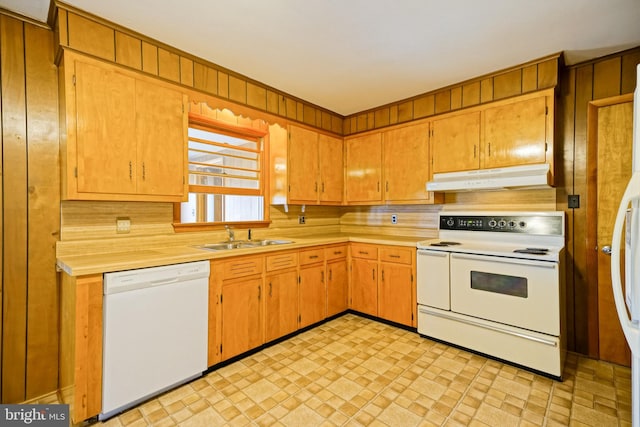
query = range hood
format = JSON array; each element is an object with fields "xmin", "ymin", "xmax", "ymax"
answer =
[{"xmin": 426, "ymin": 163, "xmax": 551, "ymax": 192}]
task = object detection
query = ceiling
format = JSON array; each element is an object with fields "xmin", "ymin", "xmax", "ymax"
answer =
[{"xmin": 2, "ymin": 0, "xmax": 640, "ymax": 115}]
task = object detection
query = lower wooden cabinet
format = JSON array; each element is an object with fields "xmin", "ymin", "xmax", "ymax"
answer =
[
  {"xmin": 265, "ymin": 251, "xmax": 299, "ymax": 342},
  {"xmin": 299, "ymin": 248, "xmax": 327, "ymax": 328},
  {"xmin": 221, "ymin": 276, "xmax": 264, "ymax": 360},
  {"xmin": 326, "ymin": 245, "xmax": 348, "ymax": 317},
  {"xmin": 349, "ymin": 243, "xmax": 416, "ymax": 327}
]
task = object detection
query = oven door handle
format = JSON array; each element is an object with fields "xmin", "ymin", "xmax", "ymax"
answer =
[
  {"xmin": 420, "ymin": 307, "xmax": 558, "ymax": 347},
  {"xmin": 417, "ymin": 250, "xmax": 448, "ymax": 257},
  {"xmin": 450, "ymin": 253, "xmax": 557, "ymax": 268}
]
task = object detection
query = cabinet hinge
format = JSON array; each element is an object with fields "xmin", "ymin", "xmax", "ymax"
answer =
[{"xmin": 74, "ymin": 167, "xmax": 77, "ymax": 178}]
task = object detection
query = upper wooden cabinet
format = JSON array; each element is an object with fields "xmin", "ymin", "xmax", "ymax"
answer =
[
  {"xmin": 60, "ymin": 51, "xmax": 188, "ymax": 202},
  {"xmin": 482, "ymin": 94, "xmax": 550, "ymax": 169},
  {"xmin": 431, "ymin": 111, "xmax": 481, "ymax": 174},
  {"xmin": 345, "ymin": 124, "xmax": 442, "ymax": 205},
  {"xmin": 430, "ymin": 89, "xmax": 554, "ymax": 177},
  {"xmin": 288, "ymin": 125, "xmax": 343, "ymax": 205}
]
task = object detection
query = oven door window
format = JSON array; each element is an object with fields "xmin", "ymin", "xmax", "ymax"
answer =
[{"xmin": 470, "ymin": 271, "xmax": 527, "ymax": 298}]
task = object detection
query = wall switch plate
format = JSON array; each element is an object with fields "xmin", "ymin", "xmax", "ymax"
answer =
[
  {"xmin": 391, "ymin": 214, "xmax": 398, "ymax": 224},
  {"xmin": 568, "ymin": 194, "xmax": 580, "ymax": 209},
  {"xmin": 116, "ymin": 217, "xmax": 131, "ymax": 233},
  {"xmin": 298, "ymin": 215, "xmax": 306, "ymax": 224}
]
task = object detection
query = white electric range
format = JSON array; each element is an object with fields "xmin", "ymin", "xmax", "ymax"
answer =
[{"xmin": 416, "ymin": 211, "xmax": 566, "ymax": 379}]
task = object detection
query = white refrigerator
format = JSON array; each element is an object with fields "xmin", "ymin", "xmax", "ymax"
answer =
[{"xmin": 611, "ymin": 64, "xmax": 640, "ymax": 427}]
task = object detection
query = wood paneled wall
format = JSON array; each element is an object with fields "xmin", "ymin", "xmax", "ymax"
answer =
[
  {"xmin": 0, "ymin": 16, "xmax": 60, "ymax": 403},
  {"xmin": 52, "ymin": 3, "xmax": 343, "ymax": 135},
  {"xmin": 560, "ymin": 47, "xmax": 640, "ymax": 356}
]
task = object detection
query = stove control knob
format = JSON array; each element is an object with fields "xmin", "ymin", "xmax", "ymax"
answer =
[
  {"xmin": 519, "ymin": 221, "xmax": 526, "ymax": 228},
  {"xmin": 446, "ymin": 218, "xmax": 454, "ymax": 227},
  {"xmin": 488, "ymin": 219, "xmax": 497, "ymax": 228},
  {"xmin": 508, "ymin": 220, "xmax": 517, "ymax": 228},
  {"xmin": 498, "ymin": 220, "xmax": 507, "ymax": 227}
]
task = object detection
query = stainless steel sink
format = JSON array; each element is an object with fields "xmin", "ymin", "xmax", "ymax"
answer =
[{"xmin": 197, "ymin": 239, "xmax": 294, "ymax": 251}]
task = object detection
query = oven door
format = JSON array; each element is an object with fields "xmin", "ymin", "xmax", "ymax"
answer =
[
  {"xmin": 450, "ymin": 253, "xmax": 559, "ymax": 336},
  {"xmin": 417, "ymin": 249, "xmax": 450, "ymax": 309}
]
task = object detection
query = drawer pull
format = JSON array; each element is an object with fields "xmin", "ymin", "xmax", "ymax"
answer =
[
  {"xmin": 309, "ymin": 255, "xmax": 319, "ymax": 259},
  {"xmin": 359, "ymin": 251, "xmax": 369, "ymax": 255},
  {"xmin": 334, "ymin": 251, "xmax": 342, "ymax": 255},
  {"xmin": 389, "ymin": 254, "xmax": 401, "ymax": 258}
]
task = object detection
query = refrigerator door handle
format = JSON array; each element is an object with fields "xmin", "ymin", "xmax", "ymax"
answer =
[{"xmin": 611, "ymin": 172, "xmax": 640, "ymax": 355}]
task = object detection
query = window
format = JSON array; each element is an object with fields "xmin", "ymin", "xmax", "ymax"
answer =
[{"xmin": 176, "ymin": 113, "xmax": 269, "ymax": 228}]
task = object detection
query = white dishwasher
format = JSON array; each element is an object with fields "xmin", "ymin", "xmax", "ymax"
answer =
[{"xmin": 100, "ymin": 261, "xmax": 209, "ymax": 420}]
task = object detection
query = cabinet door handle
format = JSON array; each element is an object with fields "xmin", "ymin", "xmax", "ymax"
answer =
[
  {"xmin": 329, "ymin": 269, "xmax": 332, "ymax": 280},
  {"xmin": 372, "ymin": 269, "xmax": 375, "ymax": 280},
  {"xmin": 315, "ymin": 182, "xmax": 318, "ymax": 192},
  {"xmin": 142, "ymin": 162, "xmax": 146, "ymax": 180},
  {"xmin": 269, "ymin": 282, "xmax": 272, "ymax": 296},
  {"xmin": 129, "ymin": 161, "xmax": 132, "ymax": 180},
  {"xmin": 258, "ymin": 285, "xmax": 261, "ymax": 300},
  {"xmin": 488, "ymin": 142, "xmax": 491, "ymax": 157},
  {"xmin": 382, "ymin": 270, "xmax": 385, "ymax": 281},
  {"xmin": 385, "ymin": 181, "xmax": 389, "ymax": 192},
  {"xmin": 321, "ymin": 271, "xmax": 324, "ymax": 283},
  {"xmin": 322, "ymin": 182, "xmax": 325, "ymax": 193},
  {"xmin": 473, "ymin": 145, "xmax": 477, "ymax": 159},
  {"xmin": 377, "ymin": 181, "xmax": 380, "ymax": 192}
]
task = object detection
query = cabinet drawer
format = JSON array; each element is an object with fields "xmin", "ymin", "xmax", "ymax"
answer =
[
  {"xmin": 266, "ymin": 251, "xmax": 298, "ymax": 271},
  {"xmin": 351, "ymin": 244, "xmax": 378, "ymax": 260},
  {"xmin": 221, "ymin": 256, "xmax": 263, "ymax": 280},
  {"xmin": 299, "ymin": 248, "xmax": 325, "ymax": 265},
  {"xmin": 380, "ymin": 246, "xmax": 414, "ymax": 264},
  {"xmin": 325, "ymin": 245, "xmax": 347, "ymax": 261}
]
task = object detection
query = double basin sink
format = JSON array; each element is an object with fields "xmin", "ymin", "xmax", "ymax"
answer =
[{"xmin": 198, "ymin": 239, "xmax": 294, "ymax": 251}]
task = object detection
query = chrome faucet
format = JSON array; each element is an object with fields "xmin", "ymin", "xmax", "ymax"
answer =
[{"xmin": 225, "ymin": 225, "xmax": 235, "ymax": 242}]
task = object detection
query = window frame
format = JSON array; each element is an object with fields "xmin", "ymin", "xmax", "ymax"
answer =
[{"xmin": 173, "ymin": 112, "xmax": 271, "ymax": 232}]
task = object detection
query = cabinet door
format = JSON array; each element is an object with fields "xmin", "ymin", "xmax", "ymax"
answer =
[
  {"xmin": 265, "ymin": 270, "xmax": 299, "ymax": 342},
  {"xmin": 431, "ymin": 111, "xmax": 481, "ymax": 173},
  {"xmin": 136, "ymin": 79, "xmax": 186, "ymax": 198},
  {"xmin": 483, "ymin": 95, "xmax": 548, "ymax": 169},
  {"xmin": 74, "ymin": 60, "xmax": 137, "ymax": 194},
  {"xmin": 288, "ymin": 125, "xmax": 319, "ymax": 203},
  {"xmin": 379, "ymin": 262, "xmax": 413, "ymax": 326},
  {"xmin": 221, "ymin": 277, "xmax": 263, "ymax": 360},
  {"xmin": 299, "ymin": 264, "xmax": 326, "ymax": 328},
  {"xmin": 383, "ymin": 123, "xmax": 431, "ymax": 202},
  {"xmin": 350, "ymin": 258, "xmax": 378, "ymax": 316},
  {"xmin": 326, "ymin": 259, "xmax": 348, "ymax": 317},
  {"xmin": 345, "ymin": 133, "xmax": 383, "ymax": 203},
  {"xmin": 318, "ymin": 134, "xmax": 343, "ymax": 204}
]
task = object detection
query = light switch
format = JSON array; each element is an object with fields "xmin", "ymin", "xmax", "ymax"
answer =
[{"xmin": 116, "ymin": 217, "xmax": 131, "ymax": 233}]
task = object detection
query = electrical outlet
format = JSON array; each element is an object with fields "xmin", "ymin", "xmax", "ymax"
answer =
[
  {"xmin": 568, "ymin": 194, "xmax": 580, "ymax": 209},
  {"xmin": 391, "ymin": 214, "xmax": 398, "ymax": 224},
  {"xmin": 116, "ymin": 217, "xmax": 131, "ymax": 233},
  {"xmin": 298, "ymin": 215, "xmax": 306, "ymax": 224}
]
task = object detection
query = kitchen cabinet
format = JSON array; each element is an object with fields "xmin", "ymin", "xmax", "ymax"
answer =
[
  {"xmin": 60, "ymin": 51, "xmax": 188, "ymax": 202},
  {"xmin": 350, "ymin": 243, "xmax": 379, "ymax": 316},
  {"xmin": 326, "ymin": 245, "xmax": 348, "ymax": 317},
  {"xmin": 298, "ymin": 248, "xmax": 326, "ymax": 328},
  {"xmin": 349, "ymin": 243, "xmax": 416, "ymax": 327},
  {"xmin": 217, "ymin": 255, "xmax": 264, "ymax": 361},
  {"xmin": 383, "ymin": 123, "xmax": 441, "ymax": 203},
  {"xmin": 482, "ymin": 93, "xmax": 550, "ymax": 169},
  {"xmin": 264, "ymin": 252, "xmax": 299, "ymax": 342},
  {"xmin": 59, "ymin": 273, "xmax": 103, "ymax": 423},
  {"xmin": 345, "ymin": 124, "xmax": 442, "ymax": 205},
  {"xmin": 288, "ymin": 125, "xmax": 343, "ymax": 205},
  {"xmin": 345, "ymin": 133, "xmax": 383, "ymax": 203},
  {"xmin": 431, "ymin": 111, "xmax": 481, "ymax": 174},
  {"xmin": 378, "ymin": 246, "xmax": 416, "ymax": 327},
  {"xmin": 430, "ymin": 89, "xmax": 554, "ymax": 177}
]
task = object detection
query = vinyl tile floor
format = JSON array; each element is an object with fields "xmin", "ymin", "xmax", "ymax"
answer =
[{"xmin": 95, "ymin": 314, "xmax": 632, "ymax": 427}]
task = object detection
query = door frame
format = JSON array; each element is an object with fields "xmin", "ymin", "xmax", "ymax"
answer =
[{"xmin": 585, "ymin": 92, "xmax": 633, "ymax": 357}]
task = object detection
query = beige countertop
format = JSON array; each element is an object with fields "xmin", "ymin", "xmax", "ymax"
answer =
[{"xmin": 56, "ymin": 233, "xmax": 425, "ymax": 276}]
